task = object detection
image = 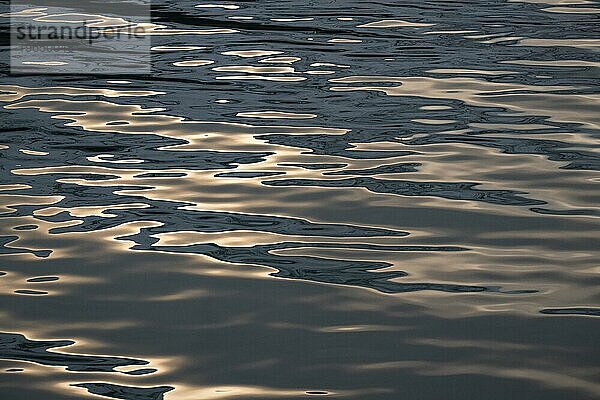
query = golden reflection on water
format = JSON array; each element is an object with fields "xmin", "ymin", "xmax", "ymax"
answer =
[
  {"xmin": 357, "ymin": 20, "xmax": 434, "ymax": 28},
  {"xmin": 3, "ymin": 96, "xmax": 347, "ymax": 154},
  {"xmin": 0, "ymin": 85, "xmax": 163, "ymax": 102},
  {"xmin": 517, "ymin": 38, "xmax": 600, "ymax": 49},
  {"xmin": 173, "ymin": 60, "xmax": 215, "ymax": 67},
  {"xmin": 502, "ymin": 59, "xmax": 600, "ymax": 67},
  {"xmin": 236, "ymin": 111, "xmax": 317, "ymax": 119},
  {"xmin": 259, "ymin": 57, "xmax": 302, "ymax": 64},
  {"xmin": 330, "ymin": 76, "xmax": 600, "ymax": 128},
  {"xmin": 542, "ymin": 6, "xmax": 600, "ymax": 13},
  {"xmin": 222, "ymin": 50, "xmax": 283, "ymax": 58}
]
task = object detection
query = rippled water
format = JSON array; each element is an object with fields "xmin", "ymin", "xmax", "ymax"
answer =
[{"xmin": 1, "ymin": 1, "xmax": 599, "ymax": 399}]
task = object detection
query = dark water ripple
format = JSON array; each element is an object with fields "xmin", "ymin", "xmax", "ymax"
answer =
[
  {"xmin": 0, "ymin": 332, "xmax": 148, "ymax": 372},
  {"xmin": 540, "ymin": 308, "xmax": 600, "ymax": 317},
  {"xmin": 0, "ymin": 0, "xmax": 599, "ymax": 399},
  {"xmin": 72, "ymin": 383, "xmax": 174, "ymax": 400}
]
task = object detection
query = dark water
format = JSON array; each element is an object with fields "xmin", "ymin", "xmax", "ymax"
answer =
[{"xmin": 1, "ymin": 1, "xmax": 599, "ymax": 399}]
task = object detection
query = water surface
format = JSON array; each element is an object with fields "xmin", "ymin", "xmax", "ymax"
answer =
[{"xmin": 0, "ymin": 1, "xmax": 599, "ymax": 399}]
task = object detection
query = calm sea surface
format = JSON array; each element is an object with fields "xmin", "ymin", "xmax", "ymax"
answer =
[{"xmin": 1, "ymin": 1, "xmax": 599, "ymax": 399}]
